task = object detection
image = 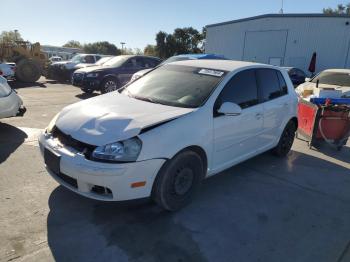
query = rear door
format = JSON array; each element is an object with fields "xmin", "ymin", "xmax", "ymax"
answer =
[
  {"xmin": 213, "ymin": 69, "xmax": 264, "ymax": 171},
  {"xmin": 256, "ymin": 69, "xmax": 290, "ymax": 147}
]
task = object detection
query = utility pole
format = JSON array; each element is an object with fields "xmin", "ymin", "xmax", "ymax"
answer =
[
  {"xmin": 120, "ymin": 42, "xmax": 126, "ymax": 54},
  {"xmin": 279, "ymin": 0, "xmax": 284, "ymax": 14},
  {"xmin": 14, "ymin": 29, "xmax": 18, "ymax": 41}
]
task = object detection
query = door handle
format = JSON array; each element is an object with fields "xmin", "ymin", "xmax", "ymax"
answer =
[{"xmin": 255, "ymin": 113, "xmax": 263, "ymax": 119}]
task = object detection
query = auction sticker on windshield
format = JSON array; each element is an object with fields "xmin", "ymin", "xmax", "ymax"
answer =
[{"xmin": 198, "ymin": 69, "xmax": 224, "ymax": 77}]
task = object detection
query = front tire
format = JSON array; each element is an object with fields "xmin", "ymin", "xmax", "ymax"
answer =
[
  {"xmin": 101, "ymin": 77, "xmax": 119, "ymax": 94},
  {"xmin": 272, "ymin": 121, "xmax": 296, "ymax": 157},
  {"xmin": 152, "ymin": 151, "xmax": 204, "ymax": 211}
]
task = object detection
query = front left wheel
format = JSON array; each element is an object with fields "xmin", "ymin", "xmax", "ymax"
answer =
[
  {"xmin": 152, "ymin": 151, "xmax": 204, "ymax": 211},
  {"xmin": 101, "ymin": 77, "xmax": 119, "ymax": 94}
]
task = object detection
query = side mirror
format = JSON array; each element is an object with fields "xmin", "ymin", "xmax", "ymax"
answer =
[
  {"xmin": 217, "ymin": 102, "xmax": 242, "ymax": 116},
  {"xmin": 305, "ymin": 77, "xmax": 311, "ymax": 82}
]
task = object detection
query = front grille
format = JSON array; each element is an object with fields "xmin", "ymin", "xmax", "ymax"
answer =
[
  {"xmin": 52, "ymin": 126, "xmax": 96, "ymax": 154},
  {"xmin": 56, "ymin": 172, "xmax": 78, "ymax": 188}
]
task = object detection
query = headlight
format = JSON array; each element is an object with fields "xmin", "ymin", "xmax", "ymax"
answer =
[
  {"xmin": 46, "ymin": 113, "xmax": 59, "ymax": 134},
  {"xmin": 86, "ymin": 72, "xmax": 99, "ymax": 78},
  {"xmin": 130, "ymin": 74, "xmax": 140, "ymax": 82},
  {"xmin": 92, "ymin": 137, "xmax": 142, "ymax": 162}
]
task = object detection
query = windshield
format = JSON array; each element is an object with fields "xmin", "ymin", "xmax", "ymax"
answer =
[
  {"xmin": 160, "ymin": 56, "xmax": 191, "ymax": 65},
  {"xmin": 312, "ymin": 71, "xmax": 350, "ymax": 86},
  {"xmin": 0, "ymin": 78, "xmax": 12, "ymax": 97},
  {"xmin": 103, "ymin": 56, "xmax": 129, "ymax": 67},
  {"xmin": 122, "ymin": 64, "xmax": 226, "ymax": 108},
  {"xmin": 70, "ymin": 55, "xmax": 83, "ymax": 63},
  {"xmin": 95, "ymin": 57, "xmax": 113, "ymax": 66}
]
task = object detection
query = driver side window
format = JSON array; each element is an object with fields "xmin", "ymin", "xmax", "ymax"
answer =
[{"xmin": 216, "ymin": 69, "xmax": 259, "ymax": 110}]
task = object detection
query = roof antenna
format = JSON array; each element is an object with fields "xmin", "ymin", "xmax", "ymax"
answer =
[{"xmin": 279, "ymin": 0, "xmax": 284, "ymax": 14}]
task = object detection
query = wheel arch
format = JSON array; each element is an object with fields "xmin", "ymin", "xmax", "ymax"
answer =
[
  {"xmin": 170, "ymin": 145, "xmax": 208, "ymax": 178},
  {"xmin": 290, "ymin": 116, "xmax": 298, "ymax": 129}
]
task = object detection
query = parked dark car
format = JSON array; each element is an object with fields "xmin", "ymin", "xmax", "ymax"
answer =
[
  {"xmin": 283, "ymin": 67, "xmax": 307, "ymax": 87},
  {"xmin": 72, "ymin": 55, "xmax": 161, "ymax": 94}
]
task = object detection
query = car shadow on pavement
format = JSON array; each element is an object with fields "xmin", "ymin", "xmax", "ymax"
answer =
[
  {"xmin": 8, "ymin": 80, "xmax": 47, "ymax": 89},
  {"xmin": 75, "ymin": 92, "xmax": 99, "ymax": 100},
  {"xmin": 46, "ymin": 150, "xmax": 350, "ymax": 262},
  {"xmin": 0, "ymin": 123, "xmax": 27, "ymax": 164}
]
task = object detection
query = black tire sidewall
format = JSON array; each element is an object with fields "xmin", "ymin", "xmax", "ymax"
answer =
[
  {"xmin": 153, "ymin": 151, "xmax": 204, "ymax": 211},
  {"xmin": 273, "ymin": 121, "xmax": 296, "ymax": 157}
]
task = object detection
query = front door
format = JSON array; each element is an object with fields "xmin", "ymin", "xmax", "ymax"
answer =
[{"xmin": 213, "ymin": 69, "xmax": 264, "ymax": 172}]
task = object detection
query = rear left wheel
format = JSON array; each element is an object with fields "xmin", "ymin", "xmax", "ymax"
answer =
[
  {"xmin": 272, "ymin": 121, "xmax": 296, "ymax": 157},
  {"xmin": 152, "ymin": 151, "xmax": 204, "ymax": 211}
]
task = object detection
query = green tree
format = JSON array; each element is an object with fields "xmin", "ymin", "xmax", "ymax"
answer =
[
  {"xmin": 323, "ymin": 3, "xmax": 350, "ymax": 14},
  {"xmin": 144, "ymin": 44, "xmax": 157, "ymax": 56},
  {"xmin": 63, "ymin": 40, "xmax": 83, "ymax": 49},
  {"xmin": 154, "ymin": 27, "xmax": 204, "ymax": 59},
  {"xmin": 0, "ymin": 30, "xmax": 23, "ymax": 43},
  {"xmin": 83, "ymin": 41, "xmax": 121, "ymax": 55}
]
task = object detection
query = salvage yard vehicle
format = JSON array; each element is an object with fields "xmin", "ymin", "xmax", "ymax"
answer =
[
  {"xmin": 71, "ymin": 55, "xmax": 161, "ymax": 94},
  {"xmin": 73, "ymin": 56, "xmax": 114, "ymax": 71},
  {"xmin": 0, "ymin": 62, "xmax": 15, "ymax": 79},
  {"xmin": 0, "ymin": 76, "xmax": 26, "ymax": 119},
  {"xmin": 130, "ymin": 53, "xmax": 226, "ymax": 82},
  {"xmin": 39, "ymin": 60, "xmax": 298, "ymax": 211},
  {"xmin": 296, "ymin": 69, "xmax": 350, "ymax": 98},
  {"xmin": 282, "ymin": 67, "xmax": 307, "ymax": 87},
  {"xmin": 0, "ymin": 41, "xmax": 48, "ymax": 83},
  {"xmin": 47, "ymin": 54, "xmax": 103, "ymax": 81},
  {"xmin": 49, "ymin": 56, "xmax": 62, "ymax": 63}
]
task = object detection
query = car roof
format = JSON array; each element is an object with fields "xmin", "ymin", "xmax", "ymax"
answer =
[
  {"xmin": 175, "ymin": 53, "xmax": 225, "ymax": 59},
  {"xmin": 323, "ymin": 69, "xmax": 350, "ymax": 73},
  {"xmin": 170, "ymin": 59, "xmax": 273, "ymax": 72}
]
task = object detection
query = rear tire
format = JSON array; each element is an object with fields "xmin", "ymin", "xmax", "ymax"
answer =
[
  {"xmin": 272, "ymin": 121, "xmax": 296, "ymax": 157},
  {"xmin": 152, "ymin": 151, "xmax": 204, "ymax": 211},
  {"xmin": 15, "ymin": 59, "xmax": 41, "ymax": 83},
  {"xmin": 101, "ymin": 77, "xmax": 119, "ymax": 94}
]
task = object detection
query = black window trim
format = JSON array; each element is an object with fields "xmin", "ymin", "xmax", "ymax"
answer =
[
  {"xmin": 213, "ymin": 67, "xmax": 290, "ymax": 117},
  {"xmin": 213, "ymin": 68, "xmax": 261, "ymax": 117},
  {"xmin": 256, "ymin": 68, "xmax": 289, "ymax": 103}
]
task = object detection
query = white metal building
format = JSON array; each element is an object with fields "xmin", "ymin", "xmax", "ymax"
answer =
[{"xmin": 205, "ymin": 14, "xmax": 350, "ymax": 73}]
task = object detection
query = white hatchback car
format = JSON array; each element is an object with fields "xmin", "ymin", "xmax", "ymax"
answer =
[
  {"xmin": 0, "ymin": 76, "xmax": 25, "ymax": 119},
  {"xmin": 39, "ymin": 60, "xmax": 298, "ymax": 211}
]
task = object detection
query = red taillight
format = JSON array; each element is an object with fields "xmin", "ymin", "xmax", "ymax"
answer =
[{"xmin": 0, "ymin": 70, "xmax": 3, "ymax": 75}]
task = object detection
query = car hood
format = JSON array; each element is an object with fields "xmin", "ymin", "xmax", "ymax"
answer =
[
  {"xmin": 55, "ymin": 92, "xmax": 195, "ymax": 146},
  {"xmin": 74, "ymin": 65, "xmax": 107, "ymax": 73}
]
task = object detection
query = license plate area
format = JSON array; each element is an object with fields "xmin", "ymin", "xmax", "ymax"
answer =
[{"xmin": 44, "ymin": 149, "xmax": 61, "ymax": 174}]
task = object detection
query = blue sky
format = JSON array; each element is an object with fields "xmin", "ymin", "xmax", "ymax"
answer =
[{"xmin": 1, "ymin": 0, "xmax": 346, "ymax": 50}]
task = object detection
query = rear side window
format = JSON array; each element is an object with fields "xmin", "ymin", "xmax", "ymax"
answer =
[
  {"xmin": 277, "ymin": 71, "xmax": 288, "ymax": 95},
  {"xmin": 257, "ymin": 69, "xmax": 287, "ymax": 102},
  {"xmin": 219, "ymin": 69, "xmax": 259, "ymax": 109}
]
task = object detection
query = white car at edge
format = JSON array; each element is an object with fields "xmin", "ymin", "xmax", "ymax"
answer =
[
  {"xmin": 39, "ymin": 60, "xmax": 298, "ymax": 211},
  {"xmin": 0, "ymin": 76, "xmax": 25, "ymax": 119}
]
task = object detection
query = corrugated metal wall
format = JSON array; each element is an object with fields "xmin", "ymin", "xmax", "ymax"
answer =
[{"xmin": 205, "ymin": 16, "xmax": 350, "ymax": 73}]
